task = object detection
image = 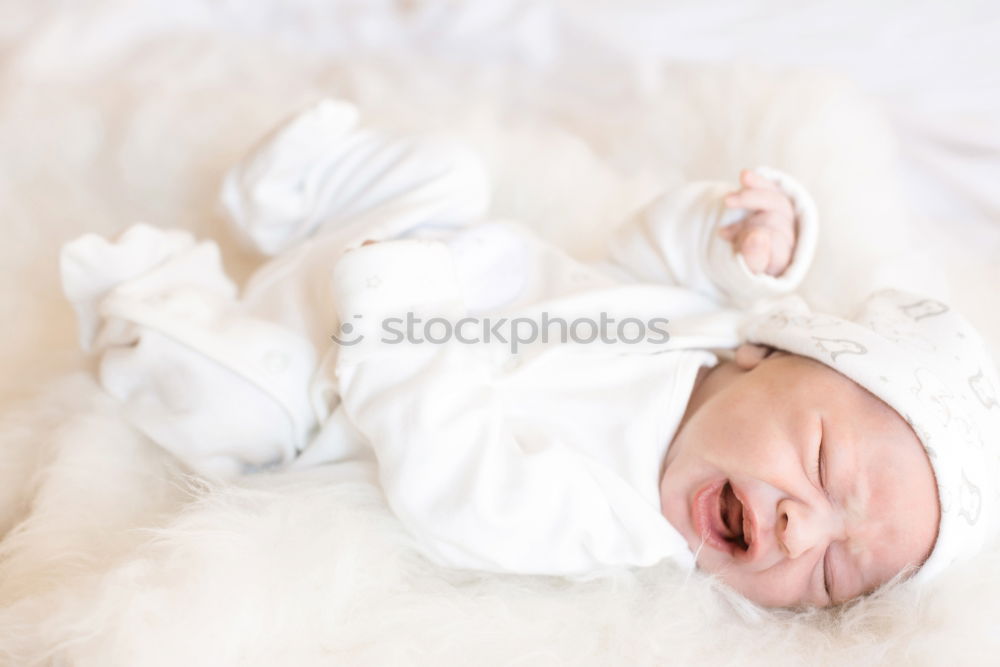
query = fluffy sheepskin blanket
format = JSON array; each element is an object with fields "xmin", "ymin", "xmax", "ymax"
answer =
[{"xmin": 2, "ymin": 2, "xmax": 1000, "ymax": 665}]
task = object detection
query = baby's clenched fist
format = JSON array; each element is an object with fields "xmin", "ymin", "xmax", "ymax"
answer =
[{"xmin": 718, "ymin": 169, "xmax": 797, "ymax": 277}]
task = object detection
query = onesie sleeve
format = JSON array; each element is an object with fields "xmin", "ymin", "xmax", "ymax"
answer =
[
  {"xmin": 607, "ymin": 166, "xmax": 818, "ymax": 307},
  {"xmin": 333, "ymin": 240, "xmax": 687, "ymax": 574}
]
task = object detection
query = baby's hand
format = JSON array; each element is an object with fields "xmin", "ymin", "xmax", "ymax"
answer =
[{"xmin": 718, "ymin": 170, "xmax": 797, "ymax": 277}]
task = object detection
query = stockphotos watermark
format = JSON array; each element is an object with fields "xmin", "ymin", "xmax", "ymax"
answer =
[{"xmin": 331, "ymin": 312, "xmax": 670, "ymax": 354}]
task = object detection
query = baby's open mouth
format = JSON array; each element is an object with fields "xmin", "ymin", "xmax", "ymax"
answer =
[
  {"xmin": 719, "ymin": 481, "xmax": 749, "ymax": 552},
  {"xmin": 691, "ymin": 478, "xmax": 753, "ymax": 556}
]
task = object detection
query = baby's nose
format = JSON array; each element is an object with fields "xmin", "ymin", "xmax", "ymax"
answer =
[{"xmin": 776, "ymin": 498, "xmax": 843, "ymax": 560}]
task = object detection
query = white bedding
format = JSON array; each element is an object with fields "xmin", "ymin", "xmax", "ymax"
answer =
[{"xmin": 2, "ymin": 1, "xmax": 1000, "ymax": 664}]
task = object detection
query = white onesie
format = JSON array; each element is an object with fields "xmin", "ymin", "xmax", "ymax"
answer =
[{"xmin": 60, "ymin": 100, "xmax": 818, "ymax": 576}]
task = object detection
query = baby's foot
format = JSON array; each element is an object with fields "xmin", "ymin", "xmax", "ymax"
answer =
[
  {"xmin": 220, "ymin": 99, "xmax": 363, "ymax": 255},
  {"xmin": 220, "ymin": 98, "xmax": 491, "ymax": 257},
  {"xmin": 60, "ymin": 223, "xmax": 236, "ymax": 351}
]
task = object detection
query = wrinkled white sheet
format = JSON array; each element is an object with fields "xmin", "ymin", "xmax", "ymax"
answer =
[{"xmin": 2, "ymin": 2, "xmax": 999, "ymax": 665}]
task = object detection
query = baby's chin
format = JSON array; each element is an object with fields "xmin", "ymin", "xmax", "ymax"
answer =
[{"xmin": 693, "ymin": 549, "xmax": 736, "ymax": 582}]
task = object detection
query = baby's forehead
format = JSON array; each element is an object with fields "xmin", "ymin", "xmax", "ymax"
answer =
[{"xmin": 755, "ymin": 349, "xmax": 880, "ymax": 397}]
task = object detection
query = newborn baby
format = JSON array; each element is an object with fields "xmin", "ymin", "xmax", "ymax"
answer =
[{"xmin": 60, "ymin": 100, "xmax": 1000, "ymax": 608}]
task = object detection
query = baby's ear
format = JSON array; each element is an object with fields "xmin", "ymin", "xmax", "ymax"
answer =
[{"xmin": 734, "ymin": 343, "xmax": 776, "ymax": 370}]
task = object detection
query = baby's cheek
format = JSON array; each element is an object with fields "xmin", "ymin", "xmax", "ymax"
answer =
[
  {"xmin": 711, "ymin": 431, "xmax": 795, "ymax": 480},
  {"xmin": 714, "ymin": 564, "xmax": 815, "ymax": 608},
  {"xmin": 844, "ymin": 478, "xmax": 870, "ymax": 544}
]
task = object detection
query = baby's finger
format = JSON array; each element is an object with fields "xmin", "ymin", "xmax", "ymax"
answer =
[
  {"xmin": 734, "ymin": 343, "xmax": 772, "ymax": 370},
  {"xmin": 741, "ymin": 212, "xmax": 794, "ymax": 276},
  {"xmin": 725, "ymin": 187, "xmax": 791, "ymax": 214},
  {"xmin": 765, "ymin": 231, "xmax": 794, "ymax": 277},
  {"xmin": 746, "ymin": 210, "xmax": 795, "ymax": 244},
  {"xmin": 739, "ymin": 169, "xmax": 780, "ymax": 192},
  {"xmin": 717, "ymin": 223, "xmax": 739, "ymax": 242},
  {"xmin": 738, "ymin": 226, "xmax": 771, "ymax": 274}
]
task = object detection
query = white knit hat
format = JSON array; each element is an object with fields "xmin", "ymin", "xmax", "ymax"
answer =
[{"xmin": 743, "ymin": 289, "xmax": 1000, "ymax": 584}]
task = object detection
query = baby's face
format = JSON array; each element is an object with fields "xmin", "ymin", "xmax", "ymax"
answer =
[{"xmin": 659, "ymin": 348, "xmax": 939, "ymax": 608}]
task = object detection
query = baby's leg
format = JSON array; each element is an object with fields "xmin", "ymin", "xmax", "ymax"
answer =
[
  {"xmin": 60, "ymin": 224, "xmax": 319, "ymax": 479},
  {"xmin": 220, "ymin": 98, "xmax": 490, "ymax": 256}
]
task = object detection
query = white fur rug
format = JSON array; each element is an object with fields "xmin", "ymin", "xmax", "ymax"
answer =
[{"xmin": 3, "ymin": 2, "xmax": 1000, "ymax": 665}]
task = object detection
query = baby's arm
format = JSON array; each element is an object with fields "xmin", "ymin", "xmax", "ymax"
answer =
[
  {"xmin": 607, "ymin": 167, "xmax": 818, "ymax": 306},
  {"xmin": 332, "ymin": 241, "xmax": 683, "ymax": 574}
]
